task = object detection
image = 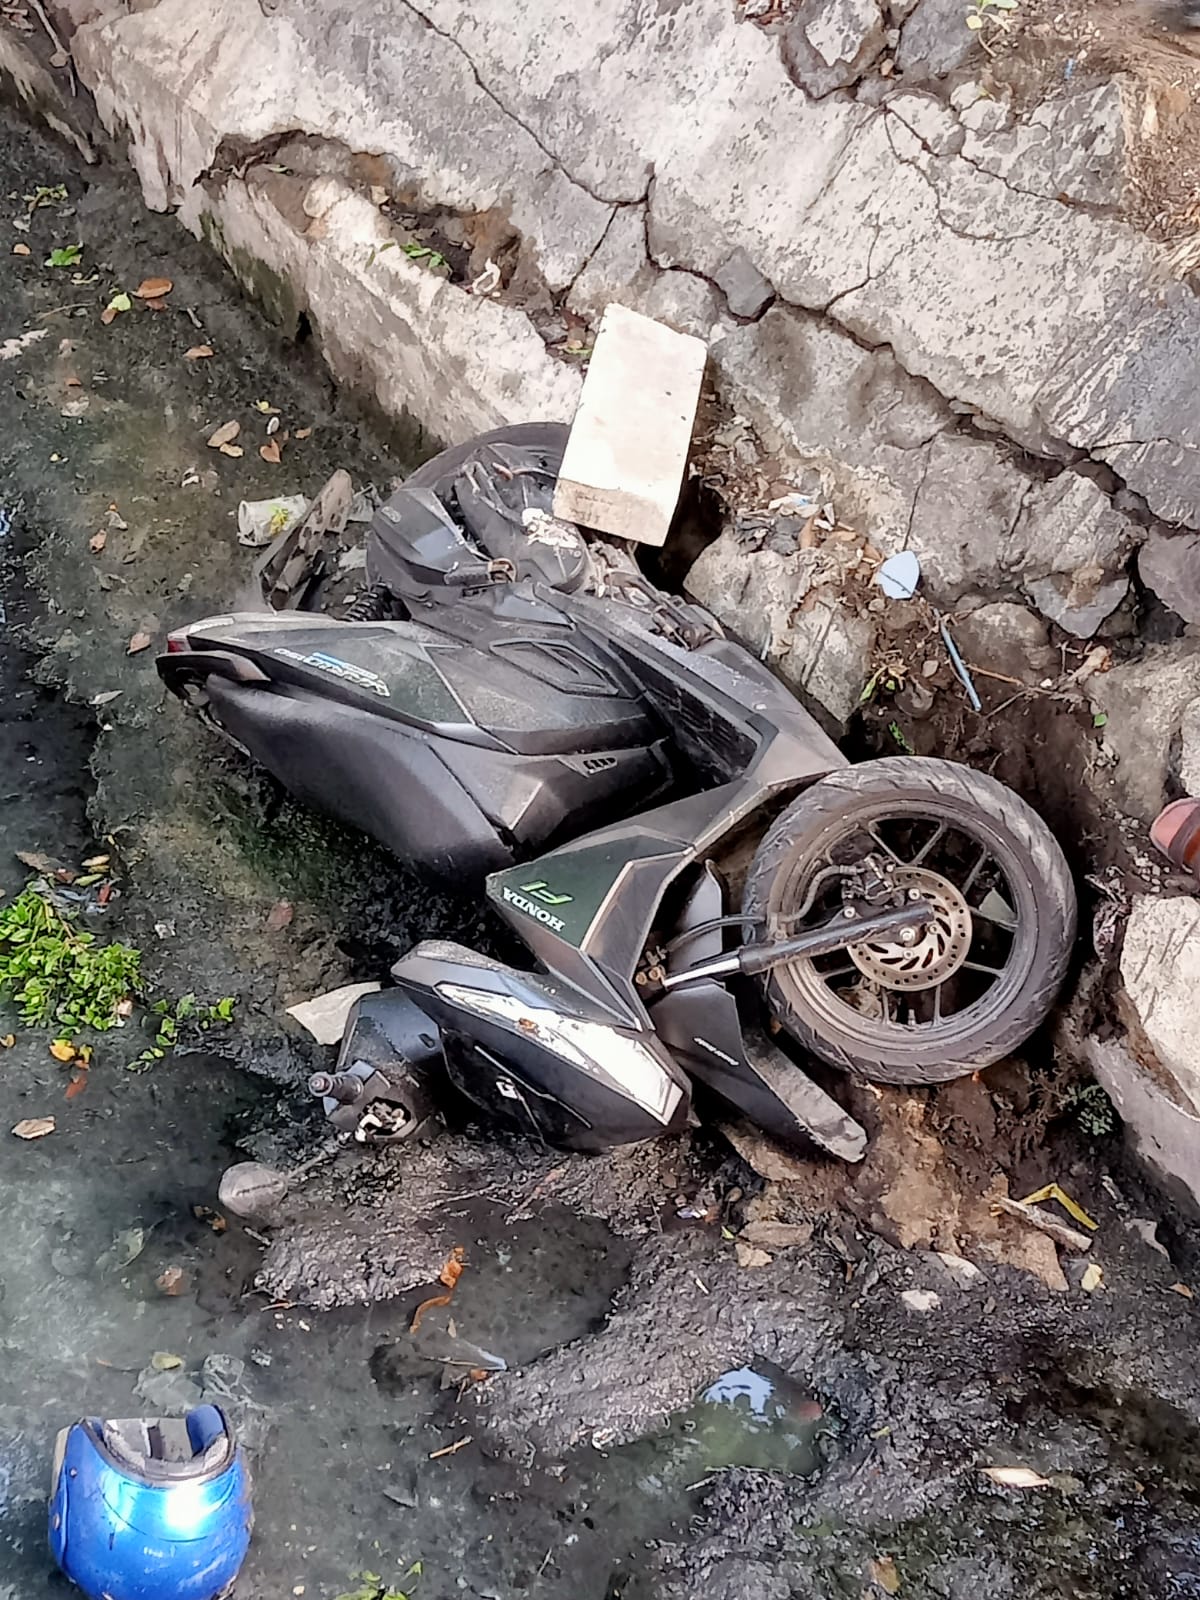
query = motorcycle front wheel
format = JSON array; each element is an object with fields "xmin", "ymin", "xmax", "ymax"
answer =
[{"xmin": 741, "ymin": 757, "xmax": 1076, "ymax": 1085}]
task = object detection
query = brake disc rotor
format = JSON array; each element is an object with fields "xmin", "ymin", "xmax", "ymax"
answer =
[{"xmin": 847, "ymin": 866, "xmax": 973, "ymax": 992}]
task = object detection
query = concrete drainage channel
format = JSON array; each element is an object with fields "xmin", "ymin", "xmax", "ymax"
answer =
[{"xmin": 4, "ymin": 39, "xmax": 1200, "ymax": 1600}]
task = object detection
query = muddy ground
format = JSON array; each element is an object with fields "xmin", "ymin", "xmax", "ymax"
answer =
[{"xmin": 2, "ymin": 102, "xmax": 1200, "ymax": 1600}]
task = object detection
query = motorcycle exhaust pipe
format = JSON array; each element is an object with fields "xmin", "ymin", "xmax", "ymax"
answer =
[{"xmin": 660, "ymin": 901, "xmax": 933, "ymax": 989}]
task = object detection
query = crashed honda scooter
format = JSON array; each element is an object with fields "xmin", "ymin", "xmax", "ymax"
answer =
[{"xmin": 158, "ymin": 424, "xmax": 1076, "ymax": 1162}]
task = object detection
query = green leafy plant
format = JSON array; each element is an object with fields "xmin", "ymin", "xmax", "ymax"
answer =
[
  {"xmin": 0, "ymin": 885, "xmax": 235, "ymax": 1064},
  {"xmin": 888, "ymin": 721, "xmax": 916, "ymax": 755},
  {"xmin": 25, "ymin": 183, "xmax": 67, "ymax": 211},
  {"xmin": 46, "ymin": 243, "xmax": 83, "ymax": 268},
  {"xmin": 0, "ymin": 887, "xmax": 141, "ymax": 1030},
  {"xmin": 1064, "ymin": 1081, "xmax": 1118, "ymax": 1139},
  {"xmin": 334, "ymin": 1567, "xmax": 421, "ymax": 1600},
  {"xmin": 401, "ymin": 242, "xmax": 449, "ymax": 273}
]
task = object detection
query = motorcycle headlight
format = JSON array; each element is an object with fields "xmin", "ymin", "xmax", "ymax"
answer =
[{"xmin": 435, "ymin": 983, "xmax": 682, "ymax": 1123}]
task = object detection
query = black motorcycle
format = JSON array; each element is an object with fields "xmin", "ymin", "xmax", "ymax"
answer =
[{"xmin": 158, "ymin": 424, "xmax": 1076, "ymax": 1161}]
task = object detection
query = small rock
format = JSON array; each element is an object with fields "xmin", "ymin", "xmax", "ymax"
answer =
[
  {"xmin": 713, "ymin": 248, "xmax": 776, "ymax": 319},
  {"xmin": 900, "ymin": 1288, "xmax": 941, "ymax": 1313},
  {"xmin": 219, "ymin": 1160, "xmax": 290, "ymax": 1220},
  {"xmin": 896, "ymin": 0, "xmax": 978, "ymax": 77},
  {"xmin": 739, "ymin": 1220, "xmax": 815, "ymax": 1250},
  {"xmin": 935, "ymin": 1251, "xmax": 984, "ymax": 1288},
  {"xmin": 1138, "ymin": 528, "xmax": 1200, "ymax": 624},
  {"xmin": 1180, "ymin": 696, "xmax": 1200, "ymax": 797},
  {"xmin": 735, "ymin": 1242, "xmax": 773, "ymax": 1269},
  {"xmin": 719, "ymin": 1122, "xmax": 814, "ymax": 1184}
]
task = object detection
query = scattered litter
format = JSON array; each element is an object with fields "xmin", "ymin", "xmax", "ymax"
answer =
[
  {"xmin": 876, "ymin": 550, "xmax": 921, "ymax": 600},
  {"xmin": 100, "ymin": 291, "xmax": 131, "ymax": 326},
  {"xmin": 97, "ymin": 1225, "xmax": 147, "ymax": 1273},
  {"xmin": 15, "ymin": 848, "xmax": 75, "ymax": 880},
  {"xmin": 12, "ymin": 1116, "xmax": 55, "ymax": 1140},
  {"xmin": 12, "ymin": 242, "xmax": 30, "ymax": 257},
  {"xmin": 89, "ymin": 530, "xmax": 107, "ymax": 553},
  {"xmin": 49, "ymin": 1039, "xmax": 75, "ymax": 1063},
  {"xmin": 192, "ymin": 1204, "xmax": 228, "ymax": 1233},
  {"xmin": 992, "ymin": 1195, "xmax": 1091, "ymax": 1254},
  {"xmin": 253, "ymin": 399, "xmax": 279, "ymax": 415},
  {"xmin": 150, "ymin": 1351, "xmax": 183, "ymax": 1371},
  {"xmin": 218, "ymin": 443, "xmax": 244, "ymax": 459},
  {"xmin": 259, "ymin": 439, "xmax": 282, "ymax": 464},
  {"xmin": 286, "ymin": 981, "xmax": 382, "ymax": 1045},
  {"xmin": 428, "ymin": 1436, "xmax": 472, "ymax": 1461},
  {"xmin": 91, "ymin": 691, "xmax": 121, "ymax": 711},
  {"xmin": 265, "ymin": 899, "xmax": 294, "ymax": 931},
  {"xmin": 126, "ymin": 631, "xmax": 153, "ymax": 654},
  {"xmin": 237, "ymin": 494, "xmax": 308, "ymax": 548},
  {"xmin": 266, "ymin": 415, "xmax": 281, "ymax": 437},
  {"xmin": 1170, "ymin": 1282, "xmax": 1194, "ymax": 1299},
  {"xmin": 1, "ymin": 327, "xmax": 48, "ymax": 360},
  {"xmin": 185, "ymin": 344, "xmax": 214, "ymax": 359},
  {"xmin": 153, "ymin": 919, "xmax": 176, "ymax": 939},
  {"xmin": 1080, "ymin": 1262, "xmax": 1105, "ymax": 1293},
  {"xmin": 0, "ymin": 1035, "xmax": 14, "ymax": 1048},
  {"xmin": 156, "ymin": 1266, "xmax": 186, "ymax": 1296},
  {"xmin": 411, "ymin": 1321, "xmax": 507, "ymax": 1373},
  {"xmin": 982, "ymin": 1465, "xmax": 1052, "ymax": 1490},
  {"xmin": 1018, "ymin": 1183, "xmax": 1098, "ymax": 1232},
  {"xmin": 410, "ymin": 1246, "xmax": 467, "ymax": 1333},
  {"xmin": 900, "ymin": 1289, "xmax": 941, "ymax": 1313},
  {"xmin": 134, "ymin": 277, "xmax": 173, "ymax": 299},
  {"xmin": 207, "ymin": 419, "xmax": 241, "ymax": 449},
  {"xmin": 337, "ymin": 545, "xmax": 368, "ymax": 574},
  {"xmin": 939, "ymin": 619, "xmax": 982, "ymax": 712},
  {"xmin": 469, "ymin": 258, "xmax": 502, "ymax": 296},
  {"xmin": 869, "ymin": 1556, "xmax": 902, "ymax": 1595}
]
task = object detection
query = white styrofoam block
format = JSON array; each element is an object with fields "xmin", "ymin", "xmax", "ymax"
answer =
[{"xmin": 553, "ymin": 303, "xmax": 707, "ymax": 547}]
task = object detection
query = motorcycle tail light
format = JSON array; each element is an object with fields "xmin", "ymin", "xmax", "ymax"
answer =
[{"xmin": 165, "ymin": 632, "xmax": 190, "ymax": 654}]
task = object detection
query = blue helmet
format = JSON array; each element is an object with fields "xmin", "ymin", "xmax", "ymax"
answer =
[{"xmin": 49, "ymin": 1405, "xmax": 252, "ymax": 1600}]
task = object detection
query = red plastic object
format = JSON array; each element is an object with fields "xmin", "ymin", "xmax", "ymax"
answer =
[{"xmin": 1150, "ymin": 798, "xmax": 1200, "ymax": 884}]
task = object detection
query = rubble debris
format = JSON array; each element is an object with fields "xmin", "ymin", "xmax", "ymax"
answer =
[
  {"xmin": 991, "ymin": 1196, "xmax": 1092, "ymax": 1254},
  {"xmin": 286, "ymin": 981, "xmax": 381, "ymax": 1045},
  {"xmin": 553, "ymin": 304, "xmax": 706, "ymax": 548}
]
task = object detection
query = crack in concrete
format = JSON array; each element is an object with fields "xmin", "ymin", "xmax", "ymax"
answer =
[
  {"xmin": 880, "ymin": 109, "xmax": 1042, "ymax": 246},
  {"xmin": 395, "ymin": 0, "xmax": 649, "ymax": 208}
]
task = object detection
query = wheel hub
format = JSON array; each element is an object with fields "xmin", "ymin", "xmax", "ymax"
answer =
[{"xmin": 847, "ymin": 866, "xmax": 973, "ymax": 992}]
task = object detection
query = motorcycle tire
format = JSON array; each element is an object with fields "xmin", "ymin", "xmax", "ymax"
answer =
[{"xmin": 741, "ymin": 757, "xmax": 1076, "ymax": 1086}]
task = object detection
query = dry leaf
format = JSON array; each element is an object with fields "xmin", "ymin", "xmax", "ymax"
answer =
[
  {"xmin": 134, "ymin": 277, "xmax": 174, "ymax": 299},
  {"xmin": 99, "ymin": 306, "xmax": 119, "ymax": 325},
  {"xmin": 89, "ymin": 530, "xmax": 107, "ymax": 553},
  {"xmin": 218, "ymin": 443, "xmax": 244, "ymax": 459},
  {"xmin": 185, "ymin": 344, "xmax": 214, "ymax": 359},
  {"xmin": 870, "ymin": 1556, "xmax": 902, "ymax": 1595},
  {"xmin": 13, "ymin": 1117, "xmax": 56, "ymax": 1140},
  {"xmin": 49, "ymin": 1040, "xmax": 76, "ymax": 1063},
  {"xmin": 411, "ymin": 1246, "xmax": 467, "ymax": 1333},
  {"xmin": 981, "ymin": 1466, "xmax": 1052, "ymax": 1490},
  {"xmin": 12, "ymin": 243, "xmax": 31, "ymax": 257},
  {"xmin": 156, "ymin": 1265, "xmax": 186, "ymax": 1296},
  {"xmin": 150, "ymin": 1351, "xmax": 183, "ymax": 1371},
  {"xmin": 259, "ymin": 439, "xmax": 281, "ymax": 464},
  {"xmin": 65, "ymin": 1073, "xmax": 89, "ymax": 1101},
  {"xmin": 127, "ymin": 631, "xmax": 152, "ymax": 654},
  {"xmin": 207, "ymin": 419, "xmax": 240, "ymax": 448},
  {"xmin": 1170, "ymin": 1282, "xmax": 1194, "ymax": 1299},
  {"xmin": 82, "ymin": 854, "xmax": 110, "ymax": 870},
  {"xmin": 1080, "ymin": 1263, "xmax": 1104, "ymax": 1293},
  {"xmin": 191, "ymin": 1204, "xmax": 228, "ymax": 1233},
  {"xmin": 294, "ymin": 426, "xmax": 313, "ymax": 439},
  {"xmin": 266, "ymin": 899, "xmax": 294, "ymax": 931},
  {"xmin": 0, "ymin": 1035, "xmax": 14, "ymax": 1048}
]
